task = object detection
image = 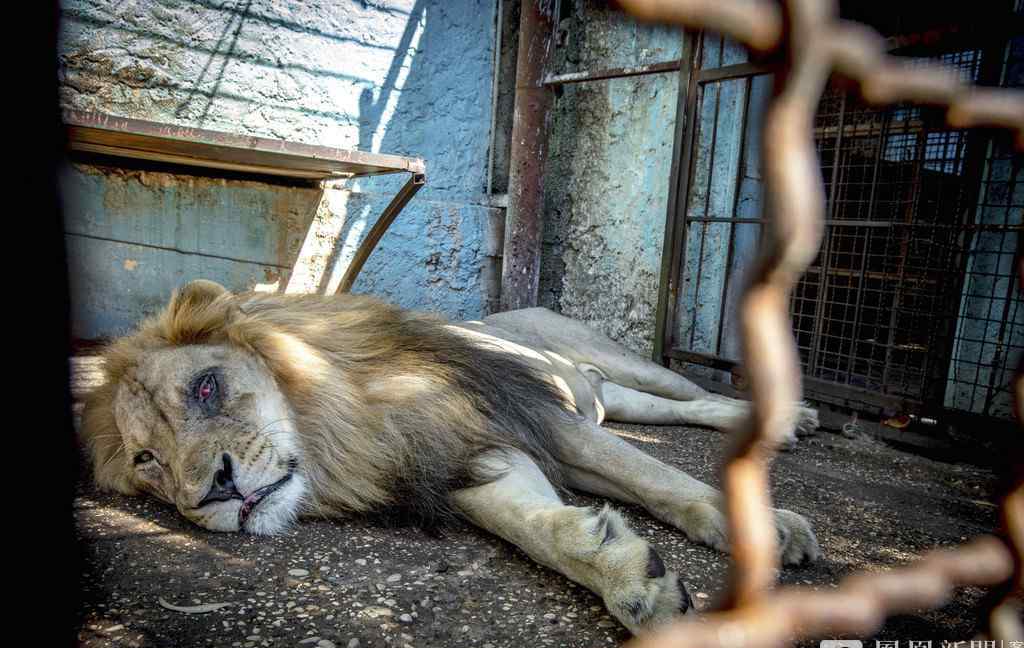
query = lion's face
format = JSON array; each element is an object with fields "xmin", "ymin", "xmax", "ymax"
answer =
[{"xmin": 110, "ymin": 342, "xmax": 307, "ymax": 534}]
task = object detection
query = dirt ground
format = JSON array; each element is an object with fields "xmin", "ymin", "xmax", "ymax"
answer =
[{"xmin": 72, "ymin": 386, "xmax": 1012, "ymax": 648}]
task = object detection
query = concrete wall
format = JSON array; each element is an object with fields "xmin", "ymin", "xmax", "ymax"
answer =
[
  {"xmin": 58, "ymin": 0, "xmax": 502, "ymax": 338},
  {"xmin": 539, "ymin": 2, "xmax": 683, "ymax": 356}
]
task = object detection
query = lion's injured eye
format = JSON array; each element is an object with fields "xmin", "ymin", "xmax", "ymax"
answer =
[
  {"xmin": 134, "ymin": 450, "xmax": 154, "ymax": 465},
  {"xmin": 197, "ymin": 374, "xmax": 217, "ymax": 402},
  {"xmin": 189, "ymin": 369, "xmax": 223, "ymax": 416}
]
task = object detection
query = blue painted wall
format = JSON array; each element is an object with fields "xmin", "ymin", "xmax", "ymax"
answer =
[
  {"xmin": 59, "ymin": 0, "xmax": 502, "ymax": 337},
  {"xmin": 540, "ymin": 4, "xmax": 683, "ymax": 355}
]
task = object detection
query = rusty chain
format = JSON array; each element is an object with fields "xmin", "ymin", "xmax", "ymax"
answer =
[{"xmin": 612, "ymin": 0, "xmax": 1024, "ymax": 643}]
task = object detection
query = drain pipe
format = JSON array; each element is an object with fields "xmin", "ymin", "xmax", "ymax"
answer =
[{"xmin": 499, "ymin": 0, "xmax": 555, "ymax": 311}]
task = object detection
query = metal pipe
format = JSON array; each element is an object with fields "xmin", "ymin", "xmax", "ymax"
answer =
[
  {"xmin": 500, "ymin": 0, "xmax": 556, "ymax": 311},
  {"xmin": 335, "ymin": 172, "xmax": 426, "ymax": 294}
]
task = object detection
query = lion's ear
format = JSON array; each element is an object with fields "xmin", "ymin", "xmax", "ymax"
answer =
[
  {"xmin": 159, "ymin": 280, "xmax": 232, "ymax": 344},
  {"xmin": 169, "ymin": 280, "xmax": 229, "ymax": 312}
]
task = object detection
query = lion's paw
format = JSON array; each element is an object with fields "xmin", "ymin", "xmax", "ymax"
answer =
[
  {"xmin": 774, "ymin": 508, "xmax": 821, "ymax": 565},
  {"xmin": 676, "ymin": 501, "xmax": 730, "ymax": 553},
  {"xmin": 590, "ymin": 508, "xmax": 695, "ymax": 634},
  {"xmin": 795, "ymin": 402, "xmax": 820, "ymax": 437},
  {"xmin": 669, "ymin": 502, "xmax": 820, "ymax": 566},
  {"xmin": 604, "ymin": 546, "xmax": 695, "ymax": 634}
]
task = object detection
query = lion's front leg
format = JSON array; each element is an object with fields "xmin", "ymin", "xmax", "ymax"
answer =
[{"xmin": 451, "ymin": 450, "xmax": 694, "ymax": 634}]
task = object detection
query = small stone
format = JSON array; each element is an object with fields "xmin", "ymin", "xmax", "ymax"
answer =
[
  {"xmin": 288, "ymin": 569, "xmax": 310, "ymax": 578},
  {"xmin": 398, "ymin": 614, "xmax": 413, "ymax": 624},
  {"xmin": 359, "ymin": 607, "xmax": 393, "ymax": 619},
  {"xmin": 106, "ymin": 625, "xmax": 124, "ymax": 633},
  {"xmin": 347, "ymin": 640, "xmax": 360, "ymax": 648},
  {"xmin": 386, "ymin": 574, "xmax": 402, "ymax": 583},
  {"xmin": 597, "ymin": 620, "xmax": 616, "ymax": 628},
  {"xmin": 317, "ymin": 642, "xmax": 336, "ymax": 648},
  {"xmin": 299, "ymin": 639, "xmax": 320, "ymax": 645},
  {"xmin": 354, "ymin": 559, "xmax": 367, "ymax": 567},
  {"xmin": 695, "ymin": 592, "xmax": 709, "ymax": 599}
]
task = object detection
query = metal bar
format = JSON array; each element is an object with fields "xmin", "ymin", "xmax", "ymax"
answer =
[
  {"xmin": 654, "ymin": 32, "xmax": 698, "ymax": 364},
  {"xmin": 335, "ymin": 172, "xmax": 426, "ymax": 294},
  {"xmin": 844, "ymin": 105, "xmax": 892, "ymax": 386},
  {"xmin": 661, "ymin": 33, "xmax": 706, "ymax": 363},
  {"xmin": 664, "ymin": 347, "xmax": 913, "ymax": 411},
  {"xmin": 500, "ymin": 0, "xmax": 555, "ymax": 311},
  {"xmin": 543, "ymin": 59, "xmax": 683, "ymax": 86},
  {"xmin": 696, "ymin": 60, "xmax": 775, "ymax": 83},
  {"xmin": 485, "ymin": 0, "xmax": 504, "ymax": 197},
  {"xmin": 682, "ymin": 216, "xmax": 1024, "ymax": 230},
  {"xmin": 807, "ymin": 91, "xmax": 846, "ymax": 374},
  {"xmin": 688, "ymin": 71, "xmax": 724, "ymax": 351},
  {"xmin": 714, "ymin": 74, "xmax": 753, "ymax": 358},
  {"xmin": 881, "ymin": 126, "xmax": 927, "ymax": 394}
]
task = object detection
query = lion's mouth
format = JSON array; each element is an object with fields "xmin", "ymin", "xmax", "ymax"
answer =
[{"xmin": 238, "ymin": 472, "xmax": 293, "ymax": 527}]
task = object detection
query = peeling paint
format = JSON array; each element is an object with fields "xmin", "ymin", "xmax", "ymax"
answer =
[{"xmin": 59, "ymin": 0, "xmax": 502, "ymax": 333}]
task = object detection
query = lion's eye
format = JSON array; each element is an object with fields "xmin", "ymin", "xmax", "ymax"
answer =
[
  {"xmin": 196, "ymin": 374, "xmax": 217, "ymax": 402},
  {"xmin": 134, "ymin": 451, "xmax": 154, "ymax": 465}
]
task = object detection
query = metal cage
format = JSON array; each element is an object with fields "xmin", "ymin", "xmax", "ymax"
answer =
[{"xmin": 655, "ymin": 23, "xmax": 1023, "ymax": 421}]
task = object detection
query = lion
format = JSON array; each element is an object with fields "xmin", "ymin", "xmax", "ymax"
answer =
[{"xmin": 80, "ymin": 280, "xmax": 821, "ymax": 634}]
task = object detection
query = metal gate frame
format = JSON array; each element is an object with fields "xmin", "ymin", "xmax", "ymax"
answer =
[{"xmin": 654, "ymin": 27, "xmax": 1015, "ymax": 417}]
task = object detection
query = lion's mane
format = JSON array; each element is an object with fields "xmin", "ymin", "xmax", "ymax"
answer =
[{"xmin": 81, "ymin": 283, "xmax": 575, "ymax": 528}]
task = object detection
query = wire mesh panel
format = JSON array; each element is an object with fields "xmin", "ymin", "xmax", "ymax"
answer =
[{"xmin": 662, "ymin": 28, "xmax": 1023, "ymax": 419}]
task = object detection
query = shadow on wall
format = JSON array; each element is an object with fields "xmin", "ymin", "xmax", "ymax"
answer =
[
  {"xmin": 61, "ymin": 0, "xmax": 495, "ymax": 326},
  {"xmin": 174, "ymin": 0, "xmax": 254, "ymax": 125}
]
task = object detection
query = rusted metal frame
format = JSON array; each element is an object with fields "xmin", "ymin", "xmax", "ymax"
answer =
[
  {"xmin": 64, "ymin": 109, "xmax": 425, "ymax": 180},
  {"xmin": 543, "ymin": 59, "xmax": 683, "ymax": 86},
  {"xmin": 666, "ymin": 344, "xmax": 914, "ymax": 422},
  {"xmin": 660, "ymin": 32, "xmax": 706, "ymax": 366},
  {"xmin": 682, "ymin": 219, "xmax": 1024, "ymax": 231},
  {"xmin": 486, "ymin": 0, "xmax": 504, "ymax": 197},
  {"xmin": 980, "ymin": 156, "xmax": 1022, "ymax": 416},
  {"xmin": 688, "ymin": 74, "xmax": 725, "ymax": 351},
  {"xmin": 881, "ymin": 125, "xmax": 928, "ymax": 395},
  {"xmin": 714, "ymin": 74, "xmax": 754, "ymax": 358},
  {"xmin": 696, "ymin": 60, "xmax": 775, "ymax": 84},
  {"xmin": 615, "ymin": 0, "xmax": 1024, "ymax": 643},
  {"xmin": 842, "ymin": 107, "xmax": 892, "ymax": 388},
  {"xmin": 807, "ymin": 90, "xmax": 847, "ymax": 376},
  {"xmin": 983, "ymin": 238, "xmax": 1022, "ymax": 416},
  {"xmin": 499, "ymin": 0, "xmax": 555, "ymax": 311},
  {"xmin": 335, "ymin": 172, "xmax": 426, "ymax": 294},
  {"xmin": 928, "ymin": 37, "xmax": 1014, "ymax": 411},
  {"xmin": 654, "ymin": 32, "xmax": 700, "ymax": 365}
]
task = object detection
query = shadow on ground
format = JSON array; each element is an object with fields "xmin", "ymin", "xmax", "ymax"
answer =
[{"xmin": 74, "ymin": 417, "xmax": 1004, "ymax": 648}]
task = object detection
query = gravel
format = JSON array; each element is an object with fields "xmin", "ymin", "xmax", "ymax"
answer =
[{"xmin": 74, "ymin": 422, "xmax": 1005, "ymax": 647}]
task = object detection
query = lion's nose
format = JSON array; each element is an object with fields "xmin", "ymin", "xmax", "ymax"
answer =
[{"xmin": 196, "ymin": 452, "xmax": 242, "ymax": 508}]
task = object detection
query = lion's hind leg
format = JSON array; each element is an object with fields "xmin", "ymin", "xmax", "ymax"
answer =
[
  {"xmin": 554, "ymin": 418, "xmax": 822, "ymax": 566},
  {"xmin": 597, "ymin": 381, "xmax": 820, "ymax": 446},
  {"xmin": 451, "ymin": 450, "xmax": 693, "ymax": 634}
]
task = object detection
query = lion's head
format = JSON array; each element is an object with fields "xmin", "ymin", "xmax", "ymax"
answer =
[
  {"xmin": 81, "ymin": 280, "xmax": 570, "ymax": 536},
  {"xmin": 81, "ymin": 280, "xmax": 308, "ymax": 534}
]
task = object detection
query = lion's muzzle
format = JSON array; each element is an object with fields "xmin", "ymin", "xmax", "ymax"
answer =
[{"xmin": 237, "ymin": 472, "xmax": 294, "ymax": 527}]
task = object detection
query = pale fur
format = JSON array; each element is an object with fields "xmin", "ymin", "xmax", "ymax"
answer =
[{"xmin": 80, "ymin": 280, "xmax": 822, "ymax": 634}]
